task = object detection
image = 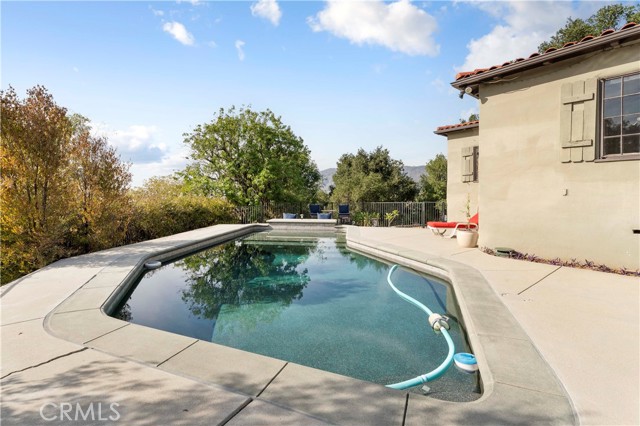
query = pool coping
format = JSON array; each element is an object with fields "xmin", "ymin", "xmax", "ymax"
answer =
[{"xmin": 38, "ymin": 224, "xmax": 576, "ymax": 425}]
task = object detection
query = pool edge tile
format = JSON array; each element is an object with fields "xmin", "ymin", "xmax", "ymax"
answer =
[
  {"xmin": 259, "ymin": 362, "xmax": 406, "ymax": 426},
  {"xmin": 159, "ymin": 340, "xmax": 287, "ymax": 397},
  {"xmin": 86, "ymin": 323, "xmax": 198, "ymax": 366}
]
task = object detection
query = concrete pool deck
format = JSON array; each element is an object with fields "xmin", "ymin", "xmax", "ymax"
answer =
[{"xmin": 1, "ymin": 224, "xmax": 638, "ymax": 425}]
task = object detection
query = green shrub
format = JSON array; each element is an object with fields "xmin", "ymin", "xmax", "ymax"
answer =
[{"xmin": 126, "ymin": 177, "xmax": 237, "ymax": 242}]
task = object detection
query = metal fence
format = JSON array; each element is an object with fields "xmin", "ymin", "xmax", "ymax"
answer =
[
  {"xmin": 235, "ymin": 201, "xmax": 445, "ymax": 227},
  {"xmin": 359, "ymin": 202, "xmax": 444, "ymax": 227}
]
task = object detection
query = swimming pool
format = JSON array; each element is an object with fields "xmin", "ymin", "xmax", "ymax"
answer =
[{"xmin": 114, "ymin": 230, "xmax": 480, "ymax": 401}]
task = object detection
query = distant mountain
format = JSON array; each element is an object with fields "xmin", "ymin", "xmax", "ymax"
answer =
[
  {"xmin": 320, "ymin": 168, "xmax": 336, "ymax": 191},
  {"xmin": 403, "ymin": 165, "xmax": 426, "ymax": 183},
  {"xmin": 319, "ymin": 165, "xmax": 425, "ymax": 192}
]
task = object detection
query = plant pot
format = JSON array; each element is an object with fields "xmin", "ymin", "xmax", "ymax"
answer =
[
  {"xmin": 457, "ymin": 230, "xmax": 479, "ymax": 248},
  {"xmin": 371, "ymin": 218, "xmax": 379, "ymax": 227}
]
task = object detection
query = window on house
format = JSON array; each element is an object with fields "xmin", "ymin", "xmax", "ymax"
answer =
[{"xmin": 601, "ymin": 72, "xmax": 640, "ymax": 158}]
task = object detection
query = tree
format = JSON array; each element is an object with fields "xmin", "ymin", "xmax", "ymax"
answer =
[
  {"xmin": 459, "ymin": 113, "xmax": 479, "ymax": 124},
  {"xmin": 128, "ymin": 176, "xmax": 236, "ymax": 241},
  {"xmin": 331, "ymin": 146, "xmax": 417, "ymax": 204},
  {"xmin": 417, "ymin": 153, "xmax": 447, "ymax": 203},
  {"xmin": 1, "ymin": 85, "xmax": 75, "ymax": 281},
  {"xmin": 67, "ymin": 115, "xmax": 132, "ymax": 252},
  {"xmin": 538, "ymin": 4, "xmax": 640, "ymax": 53},
  {"xmin": 0, "ymin": 86, "xmax": 132, "ymax": 283},
  {"xmin": 182, "ymin": 106, "xmax": 321, "ymax": 205}
]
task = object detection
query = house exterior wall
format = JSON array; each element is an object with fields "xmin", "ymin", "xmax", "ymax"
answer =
[
  {"xmin": 475, "ymin": 41, "xmax": 639, "ymax": 269},
  {"xmin": 446, "ymin": 127, "xmax": 480, "ymax": 222}
]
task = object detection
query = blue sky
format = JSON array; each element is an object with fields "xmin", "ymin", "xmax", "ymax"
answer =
[{"xmin": 2, "ymin": 1, "xmax": 609, "ymax": 186}]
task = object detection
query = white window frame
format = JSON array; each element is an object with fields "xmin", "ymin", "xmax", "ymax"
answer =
[{"xmin": 598, "ymin": 71, "xmax": 640, "ymax": 161}]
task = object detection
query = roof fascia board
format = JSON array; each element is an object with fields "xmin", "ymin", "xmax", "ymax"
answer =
[
  {"xmin": 451, "ymin": 26, "xmax": 640, "ymax": 89},
  {"xmin": 434, "ymin": 122, "xmax": 479, "ymax": 136}
]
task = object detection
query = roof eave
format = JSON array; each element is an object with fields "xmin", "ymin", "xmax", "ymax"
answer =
[
  {"xmin": 451, "ymin": 26, "xmax": 640, "ymax": 90},
  {"xmin": 434, "ymin": 121, "xmax": 479, "ymax": 136}
]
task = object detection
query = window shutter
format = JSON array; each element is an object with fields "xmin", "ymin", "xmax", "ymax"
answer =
[
  {"xmin": 461, "ymin": 147, "xmax": 474, "ymax": 182},
  {"xmin": 560, "ymin": 78, "xmax": 597, "ymax": 163}
]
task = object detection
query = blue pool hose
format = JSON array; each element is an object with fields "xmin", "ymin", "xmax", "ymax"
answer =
[{"xmin": 385, "ymin": 265, "xmax": 455, "ymax": 390}]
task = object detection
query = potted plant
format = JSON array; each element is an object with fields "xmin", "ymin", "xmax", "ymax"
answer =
[
  {"xmin": 385, "ymin": 210, "xmax": 399, "ymax": 227},
  {"xmin": 457, "ymin": 190, "xmax": 478, "ymax": 248},
  {"xmin": 370, "ymin": 212, "xmax": 380, "ymax": 227}
]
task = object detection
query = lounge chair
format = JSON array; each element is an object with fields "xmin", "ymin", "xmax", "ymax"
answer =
[
  {"xmin": 427, "ymin": 213, "xmax": 478, "ymax": 238},
  {"xmin": 338, "ymin": 204, "xmax": 350, "ymax": 224},
  {"xmin": 309, "ymin": 204, "xmax": 321, "ymax": 219}
]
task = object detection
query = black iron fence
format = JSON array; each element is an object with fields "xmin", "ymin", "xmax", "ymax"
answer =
[{"xmin": 235, "ymin": 201, "xmax": 445, "ymax": 227}]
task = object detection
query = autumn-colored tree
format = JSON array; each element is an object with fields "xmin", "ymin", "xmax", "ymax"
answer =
[
  {"xmin": 1, "ymin": 86, "xmax": 132, "ymax": 284},
  {"xmin": 1, "ymin": 85, "xmax": 74, "ymax": 281},
  {"xmin": 67, "ymin": 115, "xmax": 132, "ymax": 252},
  {"xmin": 127, "ymin": 176, "xmax": 236, "ymax": 241}
]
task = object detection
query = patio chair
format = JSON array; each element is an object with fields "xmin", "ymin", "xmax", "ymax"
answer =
[
  {"xmin": 338, "ymin": 204, "xmax": 350, "ymax": 224},
  {"xmin": 309, "ymin": 204, "xmax": 321, "ymax": 219},
  {"xmin": 427, "ymin": 213, "xmax": 478, "ymax": 239}
]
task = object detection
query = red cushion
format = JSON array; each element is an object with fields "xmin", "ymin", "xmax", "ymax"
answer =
[{"xmin": 427, "ymin": 221, "xmax": 458, "ymax": 228}]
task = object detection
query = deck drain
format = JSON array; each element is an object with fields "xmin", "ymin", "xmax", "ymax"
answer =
[{"xmin": 495, "ymin": 247, "xmax": 515, "ymax": 258}]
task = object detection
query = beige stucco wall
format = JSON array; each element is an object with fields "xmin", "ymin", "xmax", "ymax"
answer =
[
  {"xmin": 446, "ymin": 127, "xmax": 480, "ymax": 222},
  {"xmin": 475, "ymin": 41, "xmax": 640, "ymax": 269}
]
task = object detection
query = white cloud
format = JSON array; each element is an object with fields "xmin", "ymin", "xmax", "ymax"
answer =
[
  {"xmin": 163, "ymin": 21, "xmax": 195, "ymax": 46},
  {"xmin": 93, "ymin": 124, "xmax": 168, "ymax": 165},
  {"xmin": 130, "ymin": 148, "xmax": 190, "ymax": 188},
  {"xmin": 307, "ymin": 0, "xmax": 439, "ymax": 57},
  {"xmin": 235, "ymin": 40, "xmax": 246, "ymax": 61},
  {"xmin": 73, "ymin": 67, "xmax": 79, "ymax": 73},
  {"xmin": 457, "ymin": 1, "xmax": 595, "ymax": 71},
  {"xmin": 150, "ymin": 6, "xmax": 164, "ymax": 17},
  {"xmin": 251, "ymin": 0, "xmax": 282, "ymax": 26}
]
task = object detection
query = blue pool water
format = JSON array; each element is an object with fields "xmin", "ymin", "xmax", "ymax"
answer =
[{"xmin": 114, "ymin": 231, "xmax": 480, "ymax": 401}]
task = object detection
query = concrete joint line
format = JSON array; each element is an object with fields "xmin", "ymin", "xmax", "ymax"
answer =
[
  {"xmin": 1, "ymin": 317, "xmax": 44, "ymax": 327},
  {"xmin": 517, "ymin": 266, "xmax": 562, "ymax": 295},
  {"xmin": 255, "ymin": 362, "xmax": 289, "ymax": 398},
  {"xmin": 155, "ymin": 340, "xmax": 199, "ymax": 368},
  {"xmin": 216, "ymin": 397, "xmax": 253, "ymax": 426},
  {"xmin": 55, "ymin": 306, "xmax": 107, "ymax": 315},
  {"xmin": 83, "ymin": 323, "xmax": 130, "ymax": 345},
  {"xmin": 401, "ymin": 393, "xmax": 409, "ymax": 426},
  {"xmin": 1, "ymin": 347, "xmax": 88, "ymax": 379},
  {"xmin": 495, "ymin": 380, "xmax": 565, "ymax": 398},
  {"xmin": 476, "ymin": 332, "xmax": 528, "ymax": 342},
  {"xmin": 449, "ymin": 248, "xmax": 476, "ymax": 257}
]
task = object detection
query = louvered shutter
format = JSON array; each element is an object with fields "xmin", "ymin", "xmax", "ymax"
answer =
[
  {"xmin": 461, "ymin": 147, "xmax": 474, "ymax": 182},
  {"xmin": 560, "ymin": 78, "xmax": 597, "ymax": 162}
]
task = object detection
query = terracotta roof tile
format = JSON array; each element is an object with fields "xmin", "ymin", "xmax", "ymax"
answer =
[
  {"xmin": 434, "ymin": 120, "xmax": 479, "ymax": 134},
  {"xmin": 455, "ymin": 22, "xmax": 638, "ymax": 82}
]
